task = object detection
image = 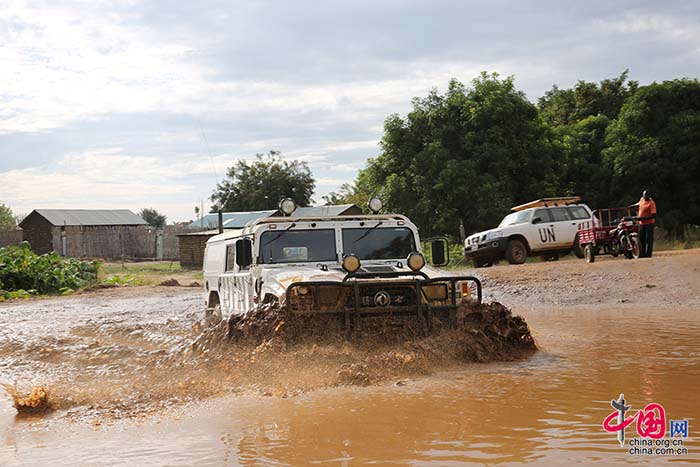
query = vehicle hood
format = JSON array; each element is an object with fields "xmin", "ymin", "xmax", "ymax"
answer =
[
  {"xmin": 466, "ymin": 227, "xmax": 501, "ymax": 245},
  {"xmin": 256, "ymin": 263, "xmax": 453, "ymax": 301}
]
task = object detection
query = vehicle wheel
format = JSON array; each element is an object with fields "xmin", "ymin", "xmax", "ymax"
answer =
[
  {"xmin": 505, "ymin": 239, "xmax": 527, "ymax": 265},
  {"xmin": 573, "ymin": 235, "xmax": 584, "ymax": 259},
  {"xmin": 630, "ymin": 236, "xmax": 641, "ymax": 259},
  {"xmin": 204, "ymin": 304, "xmax": 222, "ymax": 326},
  {"xmin": 473, "ymin": 258, "xmax": 493, "ymax": 268},
  {"xmin": 585, "ymin": 244, "xmax": 595, "ymax": 263}
]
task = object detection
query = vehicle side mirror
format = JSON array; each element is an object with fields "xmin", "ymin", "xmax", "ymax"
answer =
[
  {"xmin": 532, "ymin": 217, "xmax": 542, "ymax": 224},
  {"xmin": 427, "ymin": 237, "xmax": 449, "ymax": 267},
  {"xmin": 236, "ymin": 239, "xmax": 253, "ymax": 268}
]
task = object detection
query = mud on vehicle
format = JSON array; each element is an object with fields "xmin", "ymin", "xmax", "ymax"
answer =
[
  {"xmin": 464, "ymin": 197, "xmax": 593, "ymax": 267},
  {"xmin": 202, "ymin": 197, "xmax": 482, "ymax": 333}
]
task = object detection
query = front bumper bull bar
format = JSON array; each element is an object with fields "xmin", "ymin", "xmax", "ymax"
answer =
[{"xmin": 284, "ymin": 271, "xmax": 482, "ymax": 323}]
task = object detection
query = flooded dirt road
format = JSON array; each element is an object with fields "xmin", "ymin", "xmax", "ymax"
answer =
[{"xmin": 2, "ymin": 250, "xmax": 700, "ymax": 465}]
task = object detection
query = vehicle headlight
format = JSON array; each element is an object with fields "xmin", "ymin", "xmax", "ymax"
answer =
[
  {"xmin": 407, "ymin": 252, "xmax": 426, "ymax": 271},
  {"xmin": 342, "ymin": 254, "xmax": 361, "ymax": 273},
  {"xmin": 485, "ymin": 231, "xmax": 503, "ymax": 241}
]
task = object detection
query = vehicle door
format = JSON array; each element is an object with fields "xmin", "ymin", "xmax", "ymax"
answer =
[
  {"xmin": 220, "ymin": 242, "xmax": 254, "ymax": 315},
  {"xmin": 523, "ymin": 208, "xmax": 555, "ymax": 252},
  {"xmin": 549, "ymin": 207, "xmax": 578, "ymax": 248}
]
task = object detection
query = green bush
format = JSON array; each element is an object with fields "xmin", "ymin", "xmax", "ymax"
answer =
[{"xmin": 0, "ymin": 242, "xmax": 98, "ymax": 299}]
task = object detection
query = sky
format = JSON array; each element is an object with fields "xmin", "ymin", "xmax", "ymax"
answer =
[{"xmin": 1, "ymin": 0, "xmax": 699, "ymax": 222}]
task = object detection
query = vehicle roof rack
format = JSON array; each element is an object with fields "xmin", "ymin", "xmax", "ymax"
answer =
[
  {"xmin": 242, "ymin": 213, "xmax": 410, "ymax": 232},
  {"xmin": 511, "ymin": 196, "xmax": 582, "ymax": 212}
]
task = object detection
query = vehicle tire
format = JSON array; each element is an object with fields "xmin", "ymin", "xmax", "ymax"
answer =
[
  {"xmin": 585, "ymin": 244, "xmax": 595, "ymax": 263},
  {"xmin": 630, "ymin": 235, "xmax": 641, "ymax": 259},
  {"xmin": 573, "ymin": 235, "xmax": 584, "ymax": 259},
  {"xmin": 505, "ymin": 239, "xmax": 527, "ymax": 265},
  {"xmin": 473, "ymin": 258, "xmax": 493, "ymax": 268},
  {"xmin": 204, "ymin": 304, "xmax": 222, "ymax": 326}
]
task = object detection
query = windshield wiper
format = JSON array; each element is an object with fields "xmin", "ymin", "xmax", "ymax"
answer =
[
  {"xmin": 352, "ymin": 221, "xmax": 383, "ymax": 244},
  {"xmin": 262, "ymin": 223, "xmax": 296, "ymax": 246}
]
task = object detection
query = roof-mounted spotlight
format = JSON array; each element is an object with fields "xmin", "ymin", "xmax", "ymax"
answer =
[
  {"xmin": 342, "ymin": 254, "xmax": 361, "ymax": 274},
  {"xmin": 279, "ymin": 198, "xmax": 297, "ymax": 216},
  {"xmin": 368, "ymin": 196, "xmax": 383, "ymax": 214}
]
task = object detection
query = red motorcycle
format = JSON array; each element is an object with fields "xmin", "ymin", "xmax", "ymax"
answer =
[{"xmin": 577, "ymin": 207, "xmax": 641, "ymax": 263}]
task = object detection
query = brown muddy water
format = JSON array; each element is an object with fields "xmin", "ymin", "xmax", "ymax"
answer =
[{"xmin": 1, "ymin": 289, "xmax": 699, "ymax": 465}]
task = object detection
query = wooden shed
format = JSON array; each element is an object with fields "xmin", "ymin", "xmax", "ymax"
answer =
[{"xmin": 19, "ymin": 209, "xmax": 151, "ymax": 259}]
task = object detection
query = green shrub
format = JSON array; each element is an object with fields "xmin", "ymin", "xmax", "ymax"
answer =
[{"xmin": 0, "ymin": 242, "xmax": 98, "ymax": 298}]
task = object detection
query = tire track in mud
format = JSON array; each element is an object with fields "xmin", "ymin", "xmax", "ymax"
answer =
[{"xmin": 0, "ymin": 288, "xmax": 536, "ymax": 422}]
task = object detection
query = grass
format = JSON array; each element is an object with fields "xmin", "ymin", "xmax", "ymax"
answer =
[
  {"xmin": 654, "ymin": 226, "xmax": 700, "ymax": 251},
  {"xmin": 98, "ymin": 261, "xmax": 203, "ymax": 286}
]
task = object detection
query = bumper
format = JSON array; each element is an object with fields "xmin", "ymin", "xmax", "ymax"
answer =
[
  {"xmin": 464, "ymin": 238, "xmax": 506, "ymax": 259},
  {"xmin": 285, "ymin": 272, "xmax": 482, "ymax": 318}
]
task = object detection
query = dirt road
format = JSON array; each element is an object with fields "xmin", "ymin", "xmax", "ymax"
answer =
[{"xmin": 478, "ymin": 249, "xmax": 700, "ymax": 308}]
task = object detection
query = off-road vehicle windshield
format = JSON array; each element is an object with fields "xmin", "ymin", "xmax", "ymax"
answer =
[
  {"xmin": 342, "ymin": 227, "xmax": 416, "ymax": 260},
  {"xmin": 499, "ymin": 210, "xmax": 530, "ymax": 227},
  {"xmin": 259, "ymin": 229, "xmax": 337, "ymax": 263}
]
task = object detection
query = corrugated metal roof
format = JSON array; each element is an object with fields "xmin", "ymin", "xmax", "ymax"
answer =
[
  {"xmin": 184, "ymin": 205, "xmax": 362, "ymax": 230},
  {"xmin": 24, "ymin": 209, "xmax": 148, "ymax": 226},
  {"xmin": 186, "ymin": 211, "xmax": 276, "ymax": 230},
  {"xmin": 223, "ymin": 211, "xmax": 276, "ymax": 228}
]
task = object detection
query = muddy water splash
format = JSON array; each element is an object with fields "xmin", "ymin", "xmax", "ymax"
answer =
[{"xmin": 0, "ymin": 289, "xmax": 534, "ymax": 420}]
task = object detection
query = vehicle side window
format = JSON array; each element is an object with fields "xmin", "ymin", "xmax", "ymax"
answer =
[
  {"xmin": 567, "ymin": 206, "xmax": 590, "ymax": 220},
  {"xmin": 225, "ymin": 244, "xmax": 236, "ymax": 271},
  {"xmin": 549, "ymin": 207, "xmax": 571, "ymax": 222},
  {"xmin": 533, "ymin": 208, "xmax": 551, "ymax": 223}
]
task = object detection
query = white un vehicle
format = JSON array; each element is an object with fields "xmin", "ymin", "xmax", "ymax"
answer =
[
  {"xmin": 202, "ymin": 197, "xmax": 482, "ymax": 327},
  {"xmin": 464, "ymin": 197, "xmax": 592, "ymax": 267}
]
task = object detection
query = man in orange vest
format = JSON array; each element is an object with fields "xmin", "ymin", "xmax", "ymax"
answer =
[{"xmin": 637, "ymin": 190, "xmax": 657, "ymax": 258}]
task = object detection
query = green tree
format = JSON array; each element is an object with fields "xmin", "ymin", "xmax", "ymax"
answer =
[
  {"xmin": 322, "ymin": 176, "xmax": 373, "ymax": 210},
  {"xmin": 604, "ymin": 78, "xmax": 700, "ymax": 237},
  {"xmin": 0, "ymin": 202, "xmax": 16, "ymax": 230},
  {"xmin": 538, "ymin": 70, "xmax": 638, "ymax": 126},
  {"xmin": 211, "ymin": 150, "xmax": 315, "ymax": 212},
  {"xmin": 350, "ymin": 73, "xmax": 557, "ymax": 236},
  {"xmin": 539, "ymin": 71, "xmax": 639, "ymax": 209},
  {"xmin": 139, "ymin": 208, "xmax": 167, "ymax": 229}
]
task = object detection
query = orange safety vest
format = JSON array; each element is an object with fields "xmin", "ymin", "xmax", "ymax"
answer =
[{"xmin": 638, "ymin": 198, "xmax": 657, "ymax": 225}]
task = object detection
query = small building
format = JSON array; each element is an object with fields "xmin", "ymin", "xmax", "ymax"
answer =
[
  {"xmin": 19, "ymin": 209, "xmax": 151, "ymax": 258},
  {"xmin": 176, "ymin": 204, "xmax": 364, "ymax": 268}
]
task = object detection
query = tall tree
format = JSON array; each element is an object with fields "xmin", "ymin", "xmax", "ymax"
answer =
[
  {"xmin": 0, "ymin": 202, "xmax": 15, "ymax": 230},
  {"xmin": 538, "ymin": 70, "xmax": 638, "ymax": 126},
  {"xmin": 604, "ymin": 78, "xmax": 700, "ymax": 237},
  {"xmin": 539, "ymin": 71, "xmax": 639, "ymax": 208},
  {"xmin": 348, "ymin": 73, "xmax": 557, "ymax": 236},
  {"xmin": 211, "ymin": 150, "xmax": 315, "ymax": 212},
  {"xmin": 139, "ymin": 208, "xmax": 167, "ymax": 229}
]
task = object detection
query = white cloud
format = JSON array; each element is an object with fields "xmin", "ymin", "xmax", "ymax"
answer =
[
  {"xmin": 594, "ymin": 12, "xmax": 700, "ymax": 42},
  {"xmin": 0, "ymin": 149, "xmax": 218, "ymax": 220},
  {"xmin": 2, "ymin": 0, "xmax": 699, "ymax": 223}
]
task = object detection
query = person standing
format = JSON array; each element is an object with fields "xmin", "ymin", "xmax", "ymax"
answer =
[{"xmin": 637, "ymin": 190, "xmax": 657, "ymax": 258}]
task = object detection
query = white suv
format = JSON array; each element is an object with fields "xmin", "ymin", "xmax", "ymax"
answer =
[{"xmin": 463, "ymin": 198, "xmax": 592, "ymax": 267}]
